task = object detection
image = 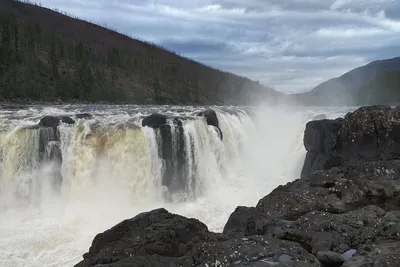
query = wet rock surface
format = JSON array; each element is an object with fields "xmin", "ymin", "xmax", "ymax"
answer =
[
  {"xmin": 141, "ymin": 111, "xmax": 224, "ymax": 197},
  {"xmin": 76, "ymin": 105, "xmax": 400, "ymax": 267},
  {"xmin": 141, "ymin": 113, "xmax": 168, "ymax": 129},
  {"xmin": 197, "ymin": 109, "xmax": 224, "ymax": 140},
  {"xmin": 141, "ymin": 113, "xmax": 189, "ymax": 196},
  {"xmin": 38, "ymin": 115, "xmax": 75, "ymax": 128}
]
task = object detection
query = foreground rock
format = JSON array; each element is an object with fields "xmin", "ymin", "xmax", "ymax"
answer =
[
  {"xmin": 316, "ymin": 251, "xmax": 344, "ymax": 267},
  {"xmin": 76, "ymin": 208, "xmax": 318, "ymax": 267}
]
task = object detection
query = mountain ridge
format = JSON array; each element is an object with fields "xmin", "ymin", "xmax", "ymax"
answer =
[{"xmin": 293, "ymin": 56, "xmax": 400, "ymax": 105}]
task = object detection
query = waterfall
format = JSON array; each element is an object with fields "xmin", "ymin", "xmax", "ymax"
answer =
[
  {"xmin": 0, "ymin": 104, "xmax": 349, "ymax": 267},
  {"xmin": 0, "ymin": 108, "xmax": 259, "ymax": 206}
]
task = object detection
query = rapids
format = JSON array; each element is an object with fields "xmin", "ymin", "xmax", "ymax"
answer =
[{"xmin": 0, "ymin": 104, "xmax": 354, "ymax": 267}]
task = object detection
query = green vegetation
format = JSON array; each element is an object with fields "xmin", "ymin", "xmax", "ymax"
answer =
[
  {"xmin": 0, "ymin": 12, "xmax": 126, "ymax": 102},
  {"xmin": 357, "ymin": 71, "xmax": 400, "ymax": 105},
  {"xmin": 0, "ymin": 0, "xmax": 282, "ymax": 105}
]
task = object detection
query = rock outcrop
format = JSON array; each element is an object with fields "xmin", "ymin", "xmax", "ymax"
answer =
[
  {"xmin": 142, "ymin": 113, "xmax": 168, "ymax": 129},
  {"xmin": 38, "ymin": 115, "xmax": 75, "ymax": 128},
  {"xmin": 76, "ymin": 105, "xmax": 400, "ymax": 267},
  {"xmin": 302, "ymin": 105, "xmax": 400, "ymax": 177},
  {"xmin": 75, "ymin": 208, "xmax": 318, "ymax": 267},
  {"xmin": 223, "ymin": 105, "xmax": 400, "ymax": 266}
]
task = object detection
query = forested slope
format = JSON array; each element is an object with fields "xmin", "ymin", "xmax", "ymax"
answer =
[
  {"xmin": 356, "ymin": 71, "xmax": 400, "ymax": 105},
  {"xmin": 0, "ymin": 0, "xmax": 283, "ymax": 105}
]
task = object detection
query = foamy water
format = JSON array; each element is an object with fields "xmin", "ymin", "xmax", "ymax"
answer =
[{"xmin": 0, "ymin": 104, "xmax": 354, "ymax": 267}]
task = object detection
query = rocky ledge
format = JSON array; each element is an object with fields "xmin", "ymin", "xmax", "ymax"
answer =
[{"xmin": 75, "ymin": 105, "xmax": 400, "ymax": 267}]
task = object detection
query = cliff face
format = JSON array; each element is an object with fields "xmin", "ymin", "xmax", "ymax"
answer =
[
  {"xmin": 0, "ymin": 0, "xmax": 284, "ymax": 105},
  {"xmin": 292, "ymin": 57, "xmax": 400, "ymax": 106}
]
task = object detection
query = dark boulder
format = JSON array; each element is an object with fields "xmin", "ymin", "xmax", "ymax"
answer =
[
  {"xmin": 61, "ymin": 116, "xmax": 75, "ymax": 124},
  {"xmin": 197, "ymin": 109, "xmax": 219, "ymax": 128},
  {"xmin": 316, "ymin": 251, "xmax": 345, "ymax": 267},
  {"xmin": 38, "ymin": 115, "xmax": 75, "ymax": 128},
  {"xmin": 75, "ymin": 208, "xmax": 319, "ymax": 267},
  {"xmin": 39, "ymin": 116, "xmax": 61, "ymax": 128},
  {"xmin": 76, "ymin": 113, "xmax": 93, "ymax": 119},
  {"xmin": 301, "ymin": 118, "xmax": 343, "ymax": 177},
  {"xmin": 197, "ymin": 109, "xmax": 223, "ymax": 140},
  {"xmin": 223, "ymin": 206, "xmax": 257, "ymax": 237},
  {"xmin": 303, "ymin": 118, "xmax": 343, "ymax": 155},
  {"xmin": 75, "ymin": 208, "xmax": 216, "ymax": 267},
  {"xmin": 142, "ymin": 113, "xmax": 167, "ymax": 129},
  {"xmin": 302, "ymin": 105, "xmax": 400, "ymax": 177}
]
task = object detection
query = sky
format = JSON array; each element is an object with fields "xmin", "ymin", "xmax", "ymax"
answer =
[{"xmin": 38, "ymin": 0, "xmax": 400, "ymax": 93}]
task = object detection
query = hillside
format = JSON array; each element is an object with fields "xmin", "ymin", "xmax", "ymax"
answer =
[
  {"xmin": 0, "ymin": 0, "xmax": 284, "ymax": 105},
  {"xmin": 356, "ymin": 70, "xmax": 400, "ymax": 105},
  {"xmin": 292, "ymin": 57, "xmax": 400, "ymax": 106}
]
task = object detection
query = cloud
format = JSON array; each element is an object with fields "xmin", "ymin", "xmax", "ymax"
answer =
[{"xmin": 40, "ymin": 0, "xmax": 400, "ymax": 93}]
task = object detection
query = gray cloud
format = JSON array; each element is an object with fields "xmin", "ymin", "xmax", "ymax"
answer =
[{"xmin": 40, "ymin": 0, "xmax": 400, "ymax": 93}]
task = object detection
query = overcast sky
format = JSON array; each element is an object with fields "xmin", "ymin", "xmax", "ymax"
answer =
[{"xmin": 39, "ymin": 0, "xmax": 400, "ymax": 93}]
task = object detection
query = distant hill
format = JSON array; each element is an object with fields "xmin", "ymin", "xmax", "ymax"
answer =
[
  {"xmin": 356, "ymin": 70, "xmax": 400, "ymax": 105},
  {"xmin": 292, "ymin": 57, "xmax": 400, "ymax": 106},
  {"xmin": 0, "ymin": 0, "xmax": 284, "ymax": 105}
]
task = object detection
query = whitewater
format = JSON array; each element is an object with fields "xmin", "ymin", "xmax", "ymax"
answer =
[{"xmin": 0, "ymin": 104, "xmax": 354, "ymax": 267}]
